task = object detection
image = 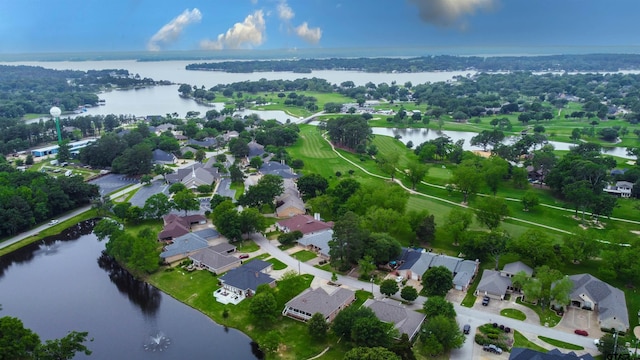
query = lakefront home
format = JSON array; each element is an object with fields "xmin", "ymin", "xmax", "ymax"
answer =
[{"xmin": 282, "ymin": 286, "xmax": 355, "ymax": 322}]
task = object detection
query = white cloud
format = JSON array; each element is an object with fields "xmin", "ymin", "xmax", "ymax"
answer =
[
  {"xmin": 200, "ymin": 11, "xmax": 266, "ymax": 50},
  {"xmin": 295, "ymin": 22, "xmax": 322, "ymax": 44},
  {"xmin": 408, "ymin": 0, "xmax": 495, "ymax": 28},
  {"xmin": 147, "ymin": 8, "xmax": 202, "ymax": 51},
  {"xmin": 277, "ymin": 1, "xmax": 295, "ymax": 21}
]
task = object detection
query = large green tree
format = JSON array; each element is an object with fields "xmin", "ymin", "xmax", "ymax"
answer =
[
  {"xmin": 444, "ymin": 208, "xmax": 472, "ymax": 246},
  {"xmin": 380, "ymin": 279, "xmax": 400, "ymax": 297},
  {"xmin": 238, "ymin": 174, "xmax": 284, "ymax": 209},
  {"xmin": 297, "ymin": 173, "xmax": 329, "ymax": 200},
  {"xmin": 509, "ymin": 229, "xmax": 558, "ymax": 267},
  {"xmin": 143, "ymin": 193, "xmax": 173, "ymax": 219},
  {"xmin": 475, "ymin": 196, "xmax": 509, "ymax": 231},
  {"xmin": 307, "ymin": 313, "xmax": 328, "ymax": 340},
  {"xmin": 423, "ymin": 296, "xmax": 456, "ymax": 319},
  {"xmin": 172, "ymin": 189, "xmax": 199, "ymax": 216},
  {"xmin": 249, "ymin": 290, "xmax": 278, "ymax": 324},
  {"xmin": 419, "ymin": 315, "xmax": 465, "ymax": 356},
  {"xmin": 451, "ymin": 160, "xmax": 483, "ymax": 203},
  {"xmin": 422, "ymin": 266, "xmax": 453, "ymax": 297},
  {"xmin": 343, "ymin": 347, "xmax": 400, "ymax": 360},
  {"xmin": 405, "ymin": 161, "xmax": 429, "ymax": 189}
]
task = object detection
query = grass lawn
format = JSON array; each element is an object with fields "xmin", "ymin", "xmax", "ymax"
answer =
[
  {"xmin": 291, "ymin": 250, "xmax": 317, "ymax": 262},
  {"xmin": 266, "ymin": 257, "xmax": 288, "ymax": 270},
  {"xmin": 315, "ymin": 263, "xmax": 334, "ymax": 272},
  {"xmin": 538, "ymin": 336, "xmax": 584, "ymax": 350},
  {"xmin": 515, "ymin": 297, "xmax": 562, "ymax": 327},
  {"xmin": 278, "ymin": 243, "xmax": 296, "ymax": 251},
  {"xmin": 236, "ymin": 240, "xmax": 260, "ymax": 253},
  {"xmin": 461, "ymin": 275, "xmax": 481, "ymax": 307},
  {"xmin": 252, "ymin": 253, "xmax": 270, "ymax": 261},
  {"xmin": 500, "ymin": 308, "xmax": 527, "ymax": 321},
  {"xmin": 229, "ymin": 181, "xmax": 244, "ymax": 200},
  {"xmin": 513, "ymin": 330, "xmax": 547, "ymax": 352}
]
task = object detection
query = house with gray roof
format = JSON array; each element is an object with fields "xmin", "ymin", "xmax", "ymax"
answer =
[
  {"xmin": 568, "ymin": 273, "xmax": 629, "ymax": 332},
  {"xmin": 260, "ymin": 161, "xmax": 299, "ymax": 179},
  {"xmin": 502, "ymin": 261, "xmax": 533, "ymax": 278},
  {"xmin": 192, "ymin": 228, "xmax": 220, "ymax": 241},
  {"xmin": 152, "ymin": 149, "xmax": 177, "ymax": 165},
  {"xmin": 188, "ymin": 137, "xmax": 218, "ymax": 148},
  {"xmin": 209, "ymin": 242, "xmax": 236, "ymax": 254},
  {"xmin": 165, "ymin": 163, "xmax": 220, "ymax": 190},
  {"xmin": 396, "ymin": 249, "xmax": 478, "ymax": 289},
  {"xmin": 283, "ymin": 287, "xmax": 355, "ymax": 322},
  {"xmin": 247, "ymin": 140, "xmax": 265, "ymax": 158},
  {"xmin": 189, "ymin": 247, "xmax": 241, "ymax": 275},
  {"xmin": 509, "ymin": 347, "xmax": 595, "ymax": 360},
  {"xmin": 297, "ymin": 229, "xmax": 333, "ymax": 259},
  {"xmin": 275, "ymin": 178, "xmax": 305, "ymax": 217},
  {"xmin": 475, "ymin": 269, "xmax": 513, "ymax": 300},
  {"xmin": 160, "ymin": 233, "xmax": 209, "ymax": 263},
  {"xmin": 363, "ymin": 298, "xmax": 426, "ymax": 341},
  {"xmin": 603, "ymin": 180, "xmax": 634, "ymax": 198},
  {"xmin": 219, "ymin": 260, "xmax": 276, "ymax": 298}
]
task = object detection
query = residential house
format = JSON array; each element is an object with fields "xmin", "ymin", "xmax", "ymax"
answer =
[
  {"xmin": 276, "ymin": 214, "xmax": 333, "ymax": 235},
  {"xmin": 475, "ymin": 269, "xmax": 513, "ymax": 300},
  {"xmin": 282, "ymin": 287, "xmax": 355, "ymax": 322},
  {"xmin": 160, "ymin": 232, "xmax": 209, "ymax": 263},
  {"xmin": 475, "ymin": 261, "xmax": 533, "ymax": 300},
  {"xmin": 179, "ymin": 146, "xmax": 198, "ymax": 157},
  {"xmin": 189, "ymin": 244, "xmax": 241, "ymax": 275},
  {"xmin": 509, "ymin": 347, "xmax": 595, "ymax": 360},
  {"xmin": 396, "ymin": 249, "xmax": 479, "ymax": 290},
  {"xmin": 259, "ymin": 161, "xmax": 299, "ymax": 179},
  {"xmin": 157, "ymin": 214, "xmax": 207, "ymax": 242},
  {"xmin": 275, "ymin": 178, "xmax": 305, "ymax": 217},
  {"xmin": 218, "ymin": 260, "xmax": 276, "ymax": 298},
  {"xmin": 187, "ymin": 137, "xmax": 218, "ymax": 148},
  {"xmin": 363, "ymin": 298, "xmax": 426, "ymax": 341},
  {"xmin": 603, "ymin": 181, "xmax": 634, "ymax": 198},
  {"xmin": 297, "ymin": 229, "xmax": 333, "ymax": 259},
  {"xmin": 152, "ymin": 149, "xmax": 177, "ymax": 165},
  {"xmin": 223, "ymin": 131, "xmax": 239, "ymax": 142},
  {"xmin": 568, "ymin": 273, "xmax": 629, "ymax": 332},
  {"xmin": 192, "ymin": 228, "xmax": 221, "ymax": 241},
  {"xmin": 247, "ymin": 140, "xmax": 265, "ymax": 158}
]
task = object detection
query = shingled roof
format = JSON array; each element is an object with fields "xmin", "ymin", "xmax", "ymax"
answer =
[
  {"xmin": 283, "ymin": 287, "xmax": 355, "ymax": 321},
  {"xmin": 569, "ymin": 273, "xmax": 629, "ymax": 331},
  {"xmin": 363, "ymin": 298, "xmax": 426, "ymax": 341}
]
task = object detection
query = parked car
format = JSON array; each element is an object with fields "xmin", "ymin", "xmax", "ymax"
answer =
[
  {"xmin": 395, "ymin": 276, "xmax": 404, "ymax": 283},
  {"xmin": 482, "ymin": 344, "xmax": 503, "ymax": 354},
  {"xmin": 463, "ymin": 324, "xmax": 470, "ymax": 335},
  {"xmin": 482, "ymin": 296, "xmax": 490, "ymax": 306},
  {"xmin": 574, "ymin": 329, "xmax": 589, "ymax": 336},
  {"xmin": 239, "ymin": 254, "xmax": 249, "ymax": 259},
  {"xmin": 48, "ymin": 220, "xmax": 59, "ymax": 226}
]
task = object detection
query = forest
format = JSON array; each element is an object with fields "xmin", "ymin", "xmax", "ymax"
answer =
[{"xmin": 186, "ymin": 53, "xmax": 640, "ymax": 73}]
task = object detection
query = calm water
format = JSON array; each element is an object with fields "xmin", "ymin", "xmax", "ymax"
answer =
[
  {"xmin": 0, "ymin": 221, "xmax": 261, "ymax": 360},
  {"xmin": 371, "ymin": 127, "xmax": 634, "ymax": 159}
]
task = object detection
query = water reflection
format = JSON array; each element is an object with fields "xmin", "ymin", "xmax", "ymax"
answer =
[{"xmin": 97, "ymin": 251, "xmax": 161, "ymax": 315}]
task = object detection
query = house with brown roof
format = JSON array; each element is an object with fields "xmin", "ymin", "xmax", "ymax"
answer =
[
  {"xmin": 276, "ymin": 214, "xmax": 333, "ymax": 235},
  {"xmin": 158, "ymin": 214, "xmax": 207, "ymax": 241},
  {"xmin": 282, "ymin": 287, "xmax": 355, "ymax": 322},
  {"xmin": 275, "ymin": 178, "xmax": 305, "ymax": 218}
]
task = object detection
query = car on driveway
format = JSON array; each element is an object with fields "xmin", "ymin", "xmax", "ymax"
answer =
[
  {"xmin": 48, "ymin": 220, "xmax": 59, "ymax": 226},
  {"xmin": 463, "ymin": 324, "xmax": 470, "ymax": 334},
  {"xmin": 483, "ymin": 344, "xmax": 503, "ymax": 354},
  {"xmin": 239, "ymin": 254, "xmax": 250, "ymax": 259},
  {"xmin": 482, "ymin": 296, "xmax": 490, "ymax": 306},
  {"xmin": 574, "ymin": 329, "xmax": 589, "ymax": 336}
]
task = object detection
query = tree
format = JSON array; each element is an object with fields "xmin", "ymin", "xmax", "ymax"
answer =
[
  {"xmin": 389, "ymin": 333, "xmax": 416, "ymax": 360},
  {"xmin": 168, "ymin": 182, "xmax": 187, "ymax": 194},
  {"xmin": 509, "ymin": 229, "xmax": 558, "ymax": 267},
  {"xmin": 332, "ymin": 306, "xmax": 376, "ymax": 341},
  {"xmin": 277, "ymin": 230, "xmax": 303, "ymax": 246},
  {"xmin": 419, "ymin": 315, "xmax": 465, "ymax": 356},
  {"xmin": 511, "ymin": 167, "xmax": 529, "ymax": 189},
  {"xmin": 142, "ymin": 193, "xmax": 173, "ymax": 219},
  {"xmin": 249, "ymin": 291, "xmax": 278, "ymax": 324},
  {"xmin": 329, "ymin": 211, "xmax": 368, "ymax": 270},
  {"xmin": 380, "ymin": 279, "xmax": 400, "ymax": 297},
  {"xmin": 343, "ymin": 347, "xmax": 400, "ymax": 360},
  {"xmin": 297, "ymin": 173, "xmax": 329, "ymax": 200},
  {"xmin": 172, "ymin": 189, "xmax": 199, "ymax": 216},
  {"xmin": 563, "ymin": 180, "xmax": 595, "ymax": 222},
  {"xmin": 445, "ymin": 208, "xmax": 472, "ymax": 246},
  {"xmin": 57, "ymin": 140, "xmax": 71, "ymax": 163},
  {"xmin": 423, "ymin": 296, "xmax": 456, "ymax": 319},
  {"xmin": 596, "ymin": 333, "xmax": 629, "ymax": 358},
  {"xmin": 405, "ymin": 161, "xmax": 429, "ymax": 189},
  {"xmin": 483, "ymin": 156, "xmax": 509, "ymax": 195},
  {"xmin": 400, "ymin": 286, "xmax": 418, "ymax": 303},
  {"xmin": 376, "ymin": 151, "xmax": 400, "ymax": 180},
  {"xmin": 178, "ymin": 83, "xmax": 193, "ymax": 96},
  {"xmin": 211, "ymin": 200, "xmax": 243, "ymax": 242},
  {"xmin": 0, "ymin": 316, "xmax": 92, "ymax": 360},
  {"xmin": 195, "ymin": 148, "xmax": 206, "ymax": 163},
  {"xmin": 475, "ymin": 196, "xmax": 510, "ymax": 231},
  {"xmin": 229, "ymin": 164, "xmax": 244, "ymax": 183},
  {"xmin": 238, "ymin": 174, "xmax": 284, "ymax": 209},
  {"xmin": 562, "ymin": 230, "xmax": 600, "ymax": 264},
  {"xmin": 307, "ymin": 313, "xmax": 328, "ymax": 340},
  {"xmin": 238, "ymin": 207, "xmax": 267, "ymax": 238},
  {"xmin": 414, "ymin": 214, "xmax": 436, "ymax": 245},
  {"xmin": 451, "ymin": 160, "xmax": 483, "ymax": 203},
  {"xmin": 422, "ymin": 266, "xmax": 453, "ymax": 297},
  {"xmin": 521, "ymin": 191, "xmax": 539, "ymax": 211},
  {"xmin": 351, "ymin": 316, "xmax": 391, "ymax": 348},
  {"xmin": 249, "ymin": 156, "xmax": 263, "ymax": 169},
  {"xmin": 153, "ymin": 164, "xmax": 173, "ymax": 182},
  {"xmin": 358, "ymin": 255, "xmax": 376, "ymax": 279},
  {"xmin": 228, "ymin": 138, "xmax": 249, "ymax": 158}
]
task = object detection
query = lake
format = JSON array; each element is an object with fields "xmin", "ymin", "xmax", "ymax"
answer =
[{"xmin": 0, "ymin": 220, "xmax": 261, "ymax": 360}]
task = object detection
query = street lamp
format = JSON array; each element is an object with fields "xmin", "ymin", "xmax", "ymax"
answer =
[
  {"xmin": 370, "ymin": 276, "xmax": 374, "ymax": 298},
  {"xmin": 50, "ymin": 106, "xmax": 62, "ymax": 144}
]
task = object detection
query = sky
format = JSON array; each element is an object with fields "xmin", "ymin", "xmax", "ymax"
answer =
[{"xmin": 1, "ymin": 0, "xmax": 639, "ymax": 54}]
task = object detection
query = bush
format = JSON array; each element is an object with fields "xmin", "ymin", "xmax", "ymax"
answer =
[{"xmin": 335, "ymin": 171, "xmax": 342, "ymax": 177}]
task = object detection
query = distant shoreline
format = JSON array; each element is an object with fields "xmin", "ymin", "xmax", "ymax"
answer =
[{"xmin": 1, "ymin": 45, "xmax": 640, "ymax": 62}]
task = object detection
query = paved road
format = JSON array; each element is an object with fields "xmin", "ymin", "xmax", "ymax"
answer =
[{"xmin": 251, "ymin": 233, "xmax": 600, "ymax": 358}]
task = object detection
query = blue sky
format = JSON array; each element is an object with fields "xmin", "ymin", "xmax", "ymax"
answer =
[{"xmin": 1, "ymin": 0, "xmax": 639, "ymax": 53}]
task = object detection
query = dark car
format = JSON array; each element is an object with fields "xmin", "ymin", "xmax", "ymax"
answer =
[
  {"xmin": 239, "ymin": 254, "xmax": 250, "ymax": 259},
  {"xmin": 482, "ymin": 296, "xmax": 490, "ymax": 306},
  {"xmin": 574, "ymin": 329, "xmax": 589, "ymax": 336},
  {"xmin": 463, "ymin": 324, "xmax": 470, "ymax": 335}
]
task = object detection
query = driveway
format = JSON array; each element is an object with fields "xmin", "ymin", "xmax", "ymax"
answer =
[
  {"xmin": 88, "ymin": 173, "xmax": 138, "ymax": 196},
  {"xmin": 129, "ymin": 180, "xmax": 168, "ymax": 207}
]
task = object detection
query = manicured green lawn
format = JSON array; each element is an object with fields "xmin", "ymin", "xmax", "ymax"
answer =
[
  {"xmin": 229, "ymin": 181, "xmax": 244, "ymax": 200},
  {"xmin": 500, "ymin": 308, "xmax": 527, "ymax": 321},
  {"xmin": 266, "ymin": 257, "xmax": 288, "ymax": 270},
  {"xmin": 516, "ymin": 297, "xmax": 562, "ymax": 327},
  {"xmin": 538, "ymin": 336, "xmax": 584, "ymax": 350},
  {"xmin": 514, "ymin": 330, "xmax": 547, "ymax": 352},
  {"xmin": 236, "ymin": 240, "xmax": 260, "ymax": 253},
  {"xmin": 291, "ymin": 250, "xmax": 317, "ymax": 262}
]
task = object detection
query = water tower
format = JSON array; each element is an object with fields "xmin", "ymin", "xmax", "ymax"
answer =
[{"xmin": 50, "ymin": 106, "xmax": 62, "ymax": 144}]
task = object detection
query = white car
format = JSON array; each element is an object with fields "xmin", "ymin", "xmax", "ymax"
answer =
[
  {"xmin": 48, "ymin": 220, "xmax": 59, "ymax": 226},
  {"xmin": 396, "ymin": 276, "xmax": 404, "ymax": 283}
]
